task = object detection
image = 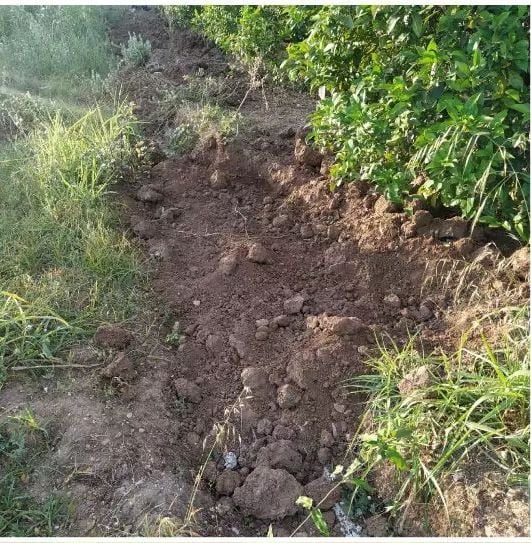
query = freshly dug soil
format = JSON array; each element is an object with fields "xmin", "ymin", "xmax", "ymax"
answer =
[{"xmin": 0, "ymin": 8, "xmax": 527, "ymax": 538}]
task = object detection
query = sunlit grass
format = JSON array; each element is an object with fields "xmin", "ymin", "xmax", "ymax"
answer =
[{"xmin": 344, "ymin": 308, "xmax": 529, "ymax": 519}]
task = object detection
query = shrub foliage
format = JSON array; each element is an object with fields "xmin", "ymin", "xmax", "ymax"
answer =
[{"xmin": 164, "ymin": 5, "xmax": 529, "ymax": 241}]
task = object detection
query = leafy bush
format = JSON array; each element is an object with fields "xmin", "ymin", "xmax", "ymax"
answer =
[
  {"xmin": 121, "ymin": 32, "xmax": 152, "ymax": 67},
  {"xmin": 160, "ymin": 5, "xmax": 196, "ymax": 30},
  {"xmin": 173, "ymin": 5, "xmax": 529, "ymax": 241},
  {"xmin": 179, "ymin": 6, "xmax": 316, "ymax": 75},
  {"xmin": 285, "ymin": 6, "xmax": 529, "ymax": 240}
]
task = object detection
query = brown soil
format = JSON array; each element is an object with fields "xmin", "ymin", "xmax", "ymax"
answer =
[{"xmin": 1, "ymin": 8, "xmax": 528, "ymax": 538}]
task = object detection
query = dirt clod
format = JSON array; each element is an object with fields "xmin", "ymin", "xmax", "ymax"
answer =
[
  {"xmin": 303, "ymin": 477, "xmax": 341, "ymax": 510},
  {"xmin": 218, "ymin": 253, "xmax": 239, "ymax": 275},
  {"xmin": 233, "ymin": 466, "xmax": 302, "ymax": 520},
  {"xmin": 137, "ymin": 184, "xmax": 164, "ymax": 203},
  {"xmin": 277, "ymin": 383, "xmax": 302, "ymax": 409},
  {"xmin": 216, "ymin": 470, "xmax": 242, "ymax": 496},
  {"xmin": 174, "ymin": 377, "xmax": 202, "ymax": 403},
  {"xmin": 284, "ymin": 294, "xmax": 305, "ymax": 315},
  {"xmin": 508, "ymin": 246, "xmax": 529, "ymax": 280},
  {"xmin": 101, "ymin": 352, "xmax": 136, "ymax": 381},
  {"xmin": 365, "ymin": 515, "xmax": 389, "ymax": 537},
  {"xmin": 397, "ymin": 365, "xmax": 435, "ymax": 396},
  {"xmin": 255, "ymin": 440, "xmax": 303, "ymax": 474},
  {"xmin": 247, "ymin": 243, "xmax": 271, "ymax": 264},
  {"xmin": 241, "ymin": 367, "xmax": 270, "ymax": 396},
  {"xmin": 326, "ymin": 316, "xmax": 367, "ymax": 337},
  {"xmin": 94, "ymin": 324, "xmax": 133, "ymax": 349}
]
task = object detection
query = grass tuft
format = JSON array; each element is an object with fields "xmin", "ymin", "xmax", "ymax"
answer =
[{"xmin": 344, "ymin": 309, "xmax": 529, "ymax": 518}]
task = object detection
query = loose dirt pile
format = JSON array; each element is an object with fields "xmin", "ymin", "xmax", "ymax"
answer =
[{"xmin": 1, "ymin": 8, "xmax": 528, "ymax": 538}]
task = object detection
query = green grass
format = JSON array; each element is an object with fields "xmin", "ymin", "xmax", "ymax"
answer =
[
  {"xmin": 0, "ymin": 6, "xmax": 123, "ymax": 102},
  {"xmin": 0, "ymin": 410, "xmax": 66, "ymax": 536},
  {"xmin": 344, "ymin": 308, "xmax": 529, "ymax": 518},
  {"xmin": 0, "ymin": 104, "xmax": 145, "ymax": 385}
]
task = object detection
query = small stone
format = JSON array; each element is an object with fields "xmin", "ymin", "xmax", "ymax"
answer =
[
  {"xmin": 300, "ymin": 224, "xmax": 314, "ymax": 239},
  {"xmin": 263, "ymin": 195, "xmax": 274, "ymax": 204},
  {"xmin": 216, "ymin": 470, "xmax": 241, "ymax": 496},
  {"xmin": 94, "ymin": 324, "xmax": 133, "ymax": 349},
  {"xmin": 284, "ymin": 294, "xmax": 305, "ymax": 315},
  {"xmin": 218, "ymin": 254, "xmax": 239, "ymax": 275},
  {"xmin": 224, "ymin": 451, "xmax": 238, "ymax": 470},
  {"xmin": 192, "ymin": 300, "xmax": 201, "ymax": 307},
  {"xmin": 174, "ymin": 378, "xmax": 202, "ymax": 404},
  {"xmin": 255, "ymin": 327, "xmax": 269, "ymax": 341},
  {"xmin": 256, "ymin": 319, "xmax": 269, "ymax": 328},
  {"xmin": 257, "ymin": 418, "xmax": 273, "ymax": 435},
  {"xmin": 412, "ymin": 210, "xmax": 432, "ymax": 228},
  {"xmin": 320, "ymin": 429, "xmax": 334, "ymax": 448},
  {"xmin": 273, "ymin": 315, "xmax": 290, "ymax": 327},
  {"xmin": 398, "ymin": 365, "xmax": 435, "ymax": 396},
  {"xmin": 272, "ymin": 214, "xmax": 290, "ymax": 228},
  {"xmin": 317, "ymin": 447, "xmax": 332, "ymax": 465},
  {"xmin": 277, "ymin": 384, "xmax": 302, "ymax": 409},
  {"xmin": 248, "ymin": 243, "xmax": 271, "ymax": 264},
  {"xmin": 137, "ymin": 185, "xmax": 163, "ymax": 203},
  {"xmin": 304, "ymin": 477, "xmax": 342, "ymax": 510},
  {"xmin": 383, "ymin": 293, "xmax": 401, "ymax": 308},
  {"xmin": 327, "ymin": 225, "xmax": 340, "ymax": 241}
]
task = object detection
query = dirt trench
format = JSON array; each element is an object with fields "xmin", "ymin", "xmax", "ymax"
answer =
[{"xmin": 1, "ymin": 9, "xmax": 528, "ymax": 538}]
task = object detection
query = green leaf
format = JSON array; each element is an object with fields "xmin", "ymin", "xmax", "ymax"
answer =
[
  {"xmin": 387, "ymin": 15, "xmax": 400, "ymax": 34},
  {"xmin": 310, "ymin": 508, "xmax": 330, "ymax": 536},
  {"xmin": 412, "ymin": 13, "xmax": 423, "ymax": 37},
  {"xmin": 339, "ymin": 14, "xmax": 354, "ymax": 29},
  {"xmin": 384, "ymin": 447, "xmax": 408, "ymax": 471}
]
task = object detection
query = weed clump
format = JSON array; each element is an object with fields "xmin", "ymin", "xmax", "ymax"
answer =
[
  {"xmin": 121, "ymin": 33, "xmax": 152, "ymax": 67},
  {"xmin": 343, "ymin": 310, "xmax": 529, "ymax": 521}
]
